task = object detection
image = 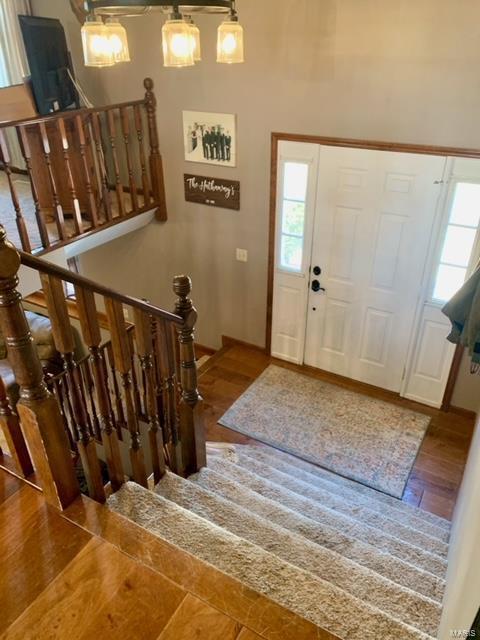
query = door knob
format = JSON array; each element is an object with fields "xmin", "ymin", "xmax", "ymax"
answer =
[
  {"xmin": 313, "ymin": 266, "xmax": 322, "ymax": 276},
  {"xmin": 311, "ymin": 280, "xmax": 326, "ymax": 293}
]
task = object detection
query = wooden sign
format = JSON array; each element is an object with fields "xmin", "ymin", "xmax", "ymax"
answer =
[{"xmin": 184, "ymin": 174, "xmax": 240, "ymax": 211}]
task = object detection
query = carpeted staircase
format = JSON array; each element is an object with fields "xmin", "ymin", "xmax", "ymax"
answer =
[{"xmin": 108, "ymin": 443, "xmax": 450, "ymax": 640}]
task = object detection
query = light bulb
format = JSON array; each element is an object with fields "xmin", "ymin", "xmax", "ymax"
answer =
[
  {"xmin": 81, "ymin": 16, "xmax": 114, "ymax": 67},
  {"xmin": 217, "ymin": 19, "xmax": 244, "ymax": 64},
  {"xmin": 162, "ymin": 18, "xmax": 194, "ymax": 67},
  {"xmin": 104, "ymin": 18, "xmax": 130, "ymax": 63}
]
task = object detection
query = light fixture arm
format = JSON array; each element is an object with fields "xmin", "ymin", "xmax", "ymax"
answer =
[{"xmin": 171, "ymin": 2, "xmax": 182, "ymax": 20}]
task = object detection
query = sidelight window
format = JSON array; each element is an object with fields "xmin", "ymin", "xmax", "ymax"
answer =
[
  {"xmin": 279, "ymin": 162, "xmax": 309, "ymax": 272},
  {"xmin": 433, "ymin": 181, "xmax": 480, "ymax": 302}
]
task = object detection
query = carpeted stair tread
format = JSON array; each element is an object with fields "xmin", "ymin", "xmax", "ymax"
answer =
[
  {"xmin": 233, "ymin": 450, "xmax": 448, "ymax": 557},
  {"xmin": 239, "ymin": 445, "xmax": 449, "ymax": 542},
  {"xmin": 108, "ymin": 482, "xmax": 434, "ymax": 640},
  {"xmin": 241, "ymin": 444, "xmax": 450, "ymax": 532},
  {"xmin": 206, "ymin": 456, "xmax": 447, "ymax": 578},
  {"xmin": 156, "ymin": 471, "xmax": 441, "ymax": 635},
  {"xmin": 193, "ymin": 464, "xmax": 445, "ymax": 603}
]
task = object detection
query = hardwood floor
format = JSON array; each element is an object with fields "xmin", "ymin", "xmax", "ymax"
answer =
[
  {"xmin": 0, "ymin": 468, "xmax": 333, "ymax": 640},
  {"xmin": 198, "ymin": 343, "xmax": 477, "ymax": 520}
]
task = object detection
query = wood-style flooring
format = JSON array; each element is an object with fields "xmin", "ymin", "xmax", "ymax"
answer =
[
  {"xmin": 198, "ymin": 342, "xmax": 477, "ymax": 521},
  {"xmin": 0, "ymin": 466, "xmax": 334, "ymax": 640}
]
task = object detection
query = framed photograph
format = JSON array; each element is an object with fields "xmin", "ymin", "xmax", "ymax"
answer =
[{"xmin": 183, "ymin": 110, "xmax": 236, "ymax": 168}]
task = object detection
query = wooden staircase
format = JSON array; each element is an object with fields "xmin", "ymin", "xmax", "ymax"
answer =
[
  {"xmin": 0, "ymin": 468, "xmax": 327, "ymax": 640},
  {"xmin": 0, "ymin": 225, "xmax": 206, "ymax": 510}
]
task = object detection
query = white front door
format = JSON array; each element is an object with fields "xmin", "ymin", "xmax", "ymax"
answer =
[{"xmin": 303, "ymin": 145, "xmax": 447, "ymax": 391}]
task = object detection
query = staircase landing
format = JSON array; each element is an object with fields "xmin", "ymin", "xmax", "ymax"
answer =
[
  {"xmin": 0, "ymin": 467, "xmax": 333, "ymax": 640},
  {"xmin": 199, "ymin": 342, "xmax": 476, "ymax": 520}
]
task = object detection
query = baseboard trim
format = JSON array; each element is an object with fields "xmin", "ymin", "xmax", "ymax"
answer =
[
  {"xmin": 221, "ymin": 335, "xmax": 266, "ymax": 353},
  {"xmin": 449, "ymin": 405, "xmax": 478, "ymax": 420},
  {"xmin": 195, "ymin": 342, "xmax": 216, "ymax": 356}
]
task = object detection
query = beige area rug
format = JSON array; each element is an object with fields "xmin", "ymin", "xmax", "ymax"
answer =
[{"xmin": 219, "ymin": 365, "xmax": 431, "ymax": 498}]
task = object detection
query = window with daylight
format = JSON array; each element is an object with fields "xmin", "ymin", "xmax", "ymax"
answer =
[
  {"xmin": 433, "ymin": 182, "xmax": 480, "ymax": 302},
  {"xmin": 279, "ymin": 162, "xmax": 309, "ymax": 272}
]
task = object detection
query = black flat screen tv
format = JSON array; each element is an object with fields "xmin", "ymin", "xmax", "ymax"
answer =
[{"xmin": 18, "ymin": 15, "xmax": 78, "ymax": 115}]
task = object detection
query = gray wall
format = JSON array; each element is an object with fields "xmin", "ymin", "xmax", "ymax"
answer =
[{"xmin": 31, "ymin": 0, "xmax": 480, "ymax": 406}]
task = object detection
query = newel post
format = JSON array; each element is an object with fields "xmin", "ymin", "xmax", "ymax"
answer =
[
  {"xmin": 144, "ymin": 77, "xmax": 168, "ymax": 222},
  {"xmin": 173, "ymin": 275, "xmax": 206, "ymax": 475},
  {"xmin": 0, "ymin": 227, "xmax": 79, "ymax": 509}
]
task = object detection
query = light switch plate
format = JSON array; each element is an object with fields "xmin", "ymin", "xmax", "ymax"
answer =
[{"xmin": 236, "ymin": 248, "xmax": 248, "ymax": 262}]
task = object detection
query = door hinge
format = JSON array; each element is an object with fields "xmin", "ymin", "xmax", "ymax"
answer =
[{"xmin": 401, "ymin": 366, "xmax": 407, "ymax": 381}]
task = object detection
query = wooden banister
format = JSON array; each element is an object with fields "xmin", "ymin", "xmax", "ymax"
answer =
[
  {"xmin": 0, "ymin": 223, "xmax": 204, "ymax": 504},
  {"xmin": 0, "ymin": 375, "xmax": 33, "ymax": 477},
  {"xmin": 105, "ymin": 298, "xmax": 148, "ymax": 488},
  {"xmin": 0, "ymin": 228, "xmax": 79, "ymax": 509},
  {"xmin": 0, "ymin": 98, "xmax": 146, "ymax": 131},
  {"xmin": 1, "ymin": 78, "xmax": 167, "ymax": 255},
  {"xmin": 0, "ymin": 130, "xmax": 31, "ymax": 252},
  {"xmin": 19, "ymin": 250, "xmax": 182, "ymax": 325},
  {"xmin": 41, "ymin": 272, "xmax": 105, "ymax": 503},
  {"xmin": 173, "ymin": 276, "xmax": 206, "ymax": 475},
  {"xmin": 134, "ymin": 308, "xmax": 166, "ymax": 483},
  {"xmin": 74, "ymin": 286, "xmax": 124, "ymax": 490},
  {"xmin": 144, "ymin": 78, "xmax": 167, "ymax": 222}
]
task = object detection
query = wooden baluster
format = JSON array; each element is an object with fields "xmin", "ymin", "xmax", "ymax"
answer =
[
  {"xmin": 40, "ymin": 272, "xmax": 105, "ymax": 502},
  {"xmin": 128, "ymin": 330, "xmax": 143, "ymax": 417},
  {"xmin": 173, "ymin": 276, "xmax": 206, "ymax": 475},
  {"xmin": 91, "ymin": 113, "xmax": 113, "ymax": 222},
  {"xmin": 56, "ymin": 118, "xmax": 83, "ymax": 235},
  {"xmin": 105, "ymin": 298, "xmax": 147, "ymax": 487},
  {"xmin": 151, "ymin": 320, "xmax": 168, "ymax": 462},
  {"xmin": 134, "ymin": 309, "xmax": 166, "ymax": 483},
  {"xmin": 75, "ymin": 115, "xmax": 100, "ymax": 228},
  {"xmin": 0, "ymin": 228, "xmax": 79, "ymax": 509},
  {"xmin": 120, "ymin": 106, "xmax": 138, "ymax": 212},
  {"xmin": 144, "ymin": 78, "xmax": 167, "ymax": 221},
  {"xmin": 0, "ymin": 375, "xmax": 34, "ymax": 477},
  {"xmin": 106, "ymin": 341, "xmax": 126, "ymax": 437},
  {"xmin": 0, "ymin": 130, "xmax": 32, "ymax": 252},
  {"xmin": 106, "ymin": 109, "xmax": 125, "ymax": 217},
  {"xmin": 156, "ymin": 318, "xmax": 183, "ymax": 475},
  {"xmin": 16, "ymin": 125, "xmax": 50, "ymax": 249},
  {"xmin": 134, "ymin": 104, "xmax": 151, "ymax": 207},
  {"xmin": 51, "ymin": 377, "xmax": 76, "ymax": 452},
  {"xmin": 82, "ymin": 359, "xmax": 101, "ymax": 440},
  {"xmin": 100, "ymin": 342, "xmax": 119, "ymax": 438},
  {"xmin": 38, "ymin": 122, "xmax": 68, "ymax": 241},
  {"xmin": 74, "ymin": 285, "xmax": 124, "ymax": 491}
]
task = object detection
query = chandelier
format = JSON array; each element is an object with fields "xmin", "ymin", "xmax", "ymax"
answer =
[{"xmin": 81, "ymin": 1, "xmax": 244, "ymax": 68}]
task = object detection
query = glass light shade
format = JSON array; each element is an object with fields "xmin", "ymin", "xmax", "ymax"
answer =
[
  {"xmin": 105, "ymin": 18, "xmax": 130, "ymax": 63},
  {"xmin": 81, "ymin": 18, "xmax": 115, "ymax": 67},
  {"xmin": 162, "ymin": 19, "xmax": 194, "ymax": 67},
  {"xmin": 189, "ymin": 21, "xmax": 201, "ymax": 62},
  {"xmin": 217, "ymin": 20, "xmax": 244, "ymax": 64}
]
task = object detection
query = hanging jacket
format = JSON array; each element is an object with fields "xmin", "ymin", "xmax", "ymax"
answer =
[{"xmin": 442, "ymin": 267, "xmax": 480, "ymax": 368}]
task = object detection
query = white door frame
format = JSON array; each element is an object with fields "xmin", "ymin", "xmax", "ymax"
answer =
[{"xmin": 267, "ymin": 134, "xmax": 480, "ymax": 406}]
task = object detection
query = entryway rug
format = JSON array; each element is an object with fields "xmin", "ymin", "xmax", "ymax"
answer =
[{"xmin": 218, "ymin": 365, "xmax": 431, "ymax": 499}]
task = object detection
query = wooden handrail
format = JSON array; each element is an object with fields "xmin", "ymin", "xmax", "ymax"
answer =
[
  {"xmin": 0, "ymin": 99, "xmax": 146, "ymax": 131},
  {"xmin": 0, "ymin": 224, "xmax": 205, "ymax": 510},
  {"xmin": 1, "ymin": 77, "xmax": 168, "ymax": 255},
  {"xmin": 19, "ymin": 250, "xmax": 183, "ymax": 325}
]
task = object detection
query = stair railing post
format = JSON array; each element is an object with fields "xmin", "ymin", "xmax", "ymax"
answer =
[
  {"xmin": 0, "ymin": 226, "xmax": 79, "ymax": 509},
  {"xmin": 144, "ymin": 77, "xmax": 168, "ymax": 222},
  {"xmin": 0, "ymin": 374, "xmax": 34, "ymax": 477},
  {"xmin": 173, "ymin": 275, "xmax": 206, "ymax": 475}
]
